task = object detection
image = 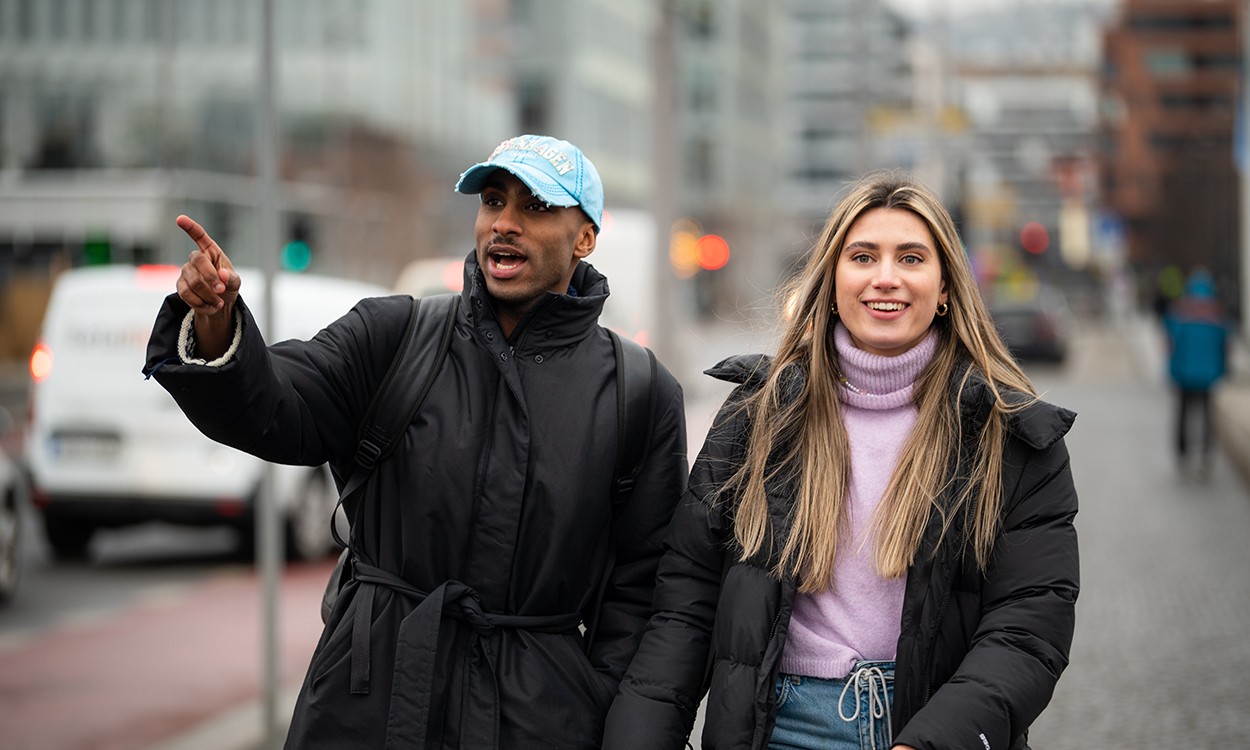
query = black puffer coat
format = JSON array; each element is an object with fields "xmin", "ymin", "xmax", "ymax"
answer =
[
  {"xmin": 604, "ymin": 353, "xmax": 1078, "ymax": 750},
  {"xmin": 144, "ymin": 257, "xmax": 687, "ymax": 749}
]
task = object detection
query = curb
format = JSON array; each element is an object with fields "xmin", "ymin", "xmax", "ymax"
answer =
[
  {"xmin": 142, "ymin": 686, "xmax": 300, "ymax": 750},
  {"xmin": 1215, "ymin": 377, "xmax": 1250, "ymax": 488}
]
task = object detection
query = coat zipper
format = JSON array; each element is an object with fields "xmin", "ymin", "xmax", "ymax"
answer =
[
  {"xmin": 750, "ymin": 602, "xmax": 787, "ymax": 749},
  {"xmin": 922, "ymin": 567, "xmax": 955, "ymax": 704},
  {"xmin": 508, "ymin": 296, "xmax": 556, "ymax": 355}
]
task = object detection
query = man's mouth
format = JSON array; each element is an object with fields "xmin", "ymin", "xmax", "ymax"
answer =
[
  {"xmin": 486, "ymin": 243, "xmax": 528, "ymax": 278},
  {"xmin": 491, "ymin": 251, "xmax": 524, "ymax": 270}
]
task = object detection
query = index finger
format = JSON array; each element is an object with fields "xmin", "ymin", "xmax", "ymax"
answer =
[{"xmin": 176, "ymin": 215, "xmax": 223, "ymax": 261}]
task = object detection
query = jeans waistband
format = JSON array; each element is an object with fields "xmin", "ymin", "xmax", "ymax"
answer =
[{"xmin": 838, "ymin": 661, "xmax": 895, "ymax": 750}]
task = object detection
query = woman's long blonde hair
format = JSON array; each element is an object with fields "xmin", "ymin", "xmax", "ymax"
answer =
[{"xmin": 729, "ymin": 171, "xmax": 1035, "ymax": 593}]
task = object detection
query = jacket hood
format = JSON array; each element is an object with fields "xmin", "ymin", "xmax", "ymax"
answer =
[
  {"xmin": 704, "ymin": 353, "xmax": 773, "ymax": 387},
  {"xmin": 954, "ymin": 369, "xmax": 1076, "ymax": 450}
]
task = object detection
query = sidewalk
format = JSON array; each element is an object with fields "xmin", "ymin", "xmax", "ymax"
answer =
[
  {"xmin": 0, "ymin": 560, "xmax": 331, "ymax": 750},
  {"xmin": 143, "ymin": 686, "xmax": 301, "ymax": 750}
]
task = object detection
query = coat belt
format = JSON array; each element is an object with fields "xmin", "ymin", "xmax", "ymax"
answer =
[{"xmin": 348, "ymin": 560, "xmax": 582, "ymax": 749}]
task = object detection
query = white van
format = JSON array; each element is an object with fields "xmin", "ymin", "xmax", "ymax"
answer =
[{"xmin": 24, "ymin": 264, "xmax": 391, "ymax": 561}]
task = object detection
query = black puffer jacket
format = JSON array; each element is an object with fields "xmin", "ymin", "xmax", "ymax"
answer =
[
  {"xmin": 604, "ymin": 353, "xmax": 1078, "ymax": 750},
  {"xmin": 144, "ymin": 256, "xmax": 687, "ymax": 749}
]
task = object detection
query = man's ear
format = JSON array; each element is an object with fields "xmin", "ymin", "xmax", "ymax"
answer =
[{"xmin": 573, "ymin": 221, "xmax": 597, "ymax": 260}]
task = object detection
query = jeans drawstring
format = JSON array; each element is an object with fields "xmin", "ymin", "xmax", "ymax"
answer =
[{"xmin": 837, "ymin": 664, "xmax": 892, "ymax": 750}]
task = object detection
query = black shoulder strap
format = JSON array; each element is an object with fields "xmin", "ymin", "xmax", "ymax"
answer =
[
  {"xmin": 355, "ymin": 293, "xmax": 459, "ymax": 471},
  {"xmin": 583, "ymin": 331, "xmax": 658, "ymax": 652},
  {"xmin": 609, "ymin": 330, "xmax": 658, "ymax": 511},
  {"xmin": 329, "ymin": 293, "xmax": 458, "ymax": 548}
]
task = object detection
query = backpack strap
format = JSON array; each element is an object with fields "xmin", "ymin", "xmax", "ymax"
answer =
[
  {"xmin": 326, "ymin": 294, "xmax": 458, "ymax": 555},
  {"xmin": 583, "ymin": 330, "xmax": 658, "ymax": 651},
  {"xmin": 355, "ymin": 293, "xmax": 460, "ymax": 471},
  {"xmin": 323, "ymin": 294, "xmax": 458, "ymax": 623},
  {"xmin": 610, "ymin": 330, "xmax": 658, "ymax": 505}
]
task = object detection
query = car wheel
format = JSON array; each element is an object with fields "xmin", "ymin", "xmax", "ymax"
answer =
[
  {"xmin": 284, "ymin": 468, "xmax": 337, "ymax": 561},
  {"xmin": 43, "ymin": 516, "xmax": 94, "ymax": 560},
  {"xmin": 0, "ymin": 490, "xmax": 20, "ymax": 603}
]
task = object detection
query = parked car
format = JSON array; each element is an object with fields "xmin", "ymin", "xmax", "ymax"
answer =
[
  {"xmin": 24, "ymin": 264, "xmax": 390, "ymax": 561},
  {"xmin": 0, "ymin": 437, "xmax": 26, "ymax": 604},
  {"xmin": 989, "ymin": 286, "xmax": 1071, "ymax": 364}
]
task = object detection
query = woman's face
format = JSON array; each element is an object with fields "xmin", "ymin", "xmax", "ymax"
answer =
[{"xmin": 834, "ymin": 207, "xmax": 947, "ymax": 357}]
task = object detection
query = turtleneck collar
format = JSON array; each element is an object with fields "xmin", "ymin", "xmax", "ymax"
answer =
[{"xmin": 833, "ymin": 322, "xmax": 937, "ymax": 410}]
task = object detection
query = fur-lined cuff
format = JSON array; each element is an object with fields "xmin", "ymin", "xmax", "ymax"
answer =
[{"xmin": 177, "ymin": 309, "xmax": 243, "ymax": 367}]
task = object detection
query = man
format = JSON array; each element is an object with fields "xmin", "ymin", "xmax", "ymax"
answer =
[
  {"xmin": 143, "ymin": 134, "xmax": 687, "ymax": 748},
  {"xmin": 1164, "ymin": 266, "xmax": 1229, "ymax": 480}
]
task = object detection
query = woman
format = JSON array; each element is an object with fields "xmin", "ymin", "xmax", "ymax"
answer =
[{"xmin": 603, "ymin": 172, "xmax": 1078, "ymax": 750}]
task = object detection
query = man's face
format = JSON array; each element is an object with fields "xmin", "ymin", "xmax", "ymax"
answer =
[{"xmin": 474, "ymin": 170, "xmax": 596, "ymax": 318}]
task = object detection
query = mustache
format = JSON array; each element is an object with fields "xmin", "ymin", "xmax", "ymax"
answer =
[{"xmin": 486, "ymin": 237, "xmax": 526, "ymax": 253}]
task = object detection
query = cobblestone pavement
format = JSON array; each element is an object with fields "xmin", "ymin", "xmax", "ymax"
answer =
[{"xmin": 1026, "ymin": 318, "xmax": 1250, "ymax": 748}]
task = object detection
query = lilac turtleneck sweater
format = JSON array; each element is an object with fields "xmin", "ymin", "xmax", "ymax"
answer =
[{"xmin": 779, "ymin": 323, "xmax": 938, "ymax": 679}]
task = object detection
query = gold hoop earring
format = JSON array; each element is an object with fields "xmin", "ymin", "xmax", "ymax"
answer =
[
  {"xmin": 830, "ymin": 303, "xmax": 839, "ymax": 315},
  {"xmin": 936, "ymin": 301, "xmax": 949, "ymax": 317}
]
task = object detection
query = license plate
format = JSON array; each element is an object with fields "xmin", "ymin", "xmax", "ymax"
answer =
[{"xmin": 50, "ymin": 431, "xmax": 122, "ymax": 462}]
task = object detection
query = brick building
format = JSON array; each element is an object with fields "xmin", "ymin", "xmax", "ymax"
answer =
[{"xmin": 1099, "ymin": 0, "xmax": 1244, "ymax": 313}]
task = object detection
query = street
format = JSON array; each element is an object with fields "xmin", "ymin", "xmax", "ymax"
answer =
[
  {"xmin": 1026, "ymin": 320, "xmax": 1250, "ymax": 748},
  {"xmin": 0, "ymin": 314, "xmax": 1249, "ymax": 748}
]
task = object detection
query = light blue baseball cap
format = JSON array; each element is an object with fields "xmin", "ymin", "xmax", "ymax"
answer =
[{"xmin": 455, "ymin": 134, "xmax": 604, "ymax": 232}]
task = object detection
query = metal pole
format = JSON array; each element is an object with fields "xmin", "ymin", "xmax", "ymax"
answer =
[
  {"xmin": 651, "ymin": 0, "xmax": 680, "ymax": 373},
  {"xmin": 1241, "ymin": 0, "xmax": 1250, "ymax": 339},
  {"xmin": 257, "ymin": 0, "xmax": 283, "ymax": 746}
]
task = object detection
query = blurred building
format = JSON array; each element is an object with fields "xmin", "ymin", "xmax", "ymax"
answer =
[
  {"xmin": 0, "ymin": 0, "xmax": 662, "ymax": 359},
  {"xmin": 494, "ymin": 0, "xmax": 656, "ymax": 212},
  {"xmin": 777, "ymin": 0, "xmax": 916, "ymax": 246},
  {"xmin": 1099, "ymin": 0, "xmax": 1244, "ymax": 314},
  {"xmin": 0, "ymin": 1, "xmax": 523, "ymax": 280},
  {"xmin": 668, "ymin": 0, "xmax": 781, "ymax": 317},
  {"xmin": 941, "ymin": 1, "xmax": 1111, "ymax": 310}
]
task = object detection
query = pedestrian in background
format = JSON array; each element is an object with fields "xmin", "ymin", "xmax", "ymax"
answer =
[
  {"xmin": 604, "ymin": 171, "xmax": 1079, "ymax": 750},
  {"xmin": 143, "ymin": 134, "xmax": 688, "ymax": 748},
  {"xmin": 1164, "ymin": 266, "xmax": 1229, "ymax": 481}
]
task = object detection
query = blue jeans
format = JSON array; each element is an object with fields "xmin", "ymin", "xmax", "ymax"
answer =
[{"xmin": 769, "ymin": 660, "xmax": 895, "ymax": 750}]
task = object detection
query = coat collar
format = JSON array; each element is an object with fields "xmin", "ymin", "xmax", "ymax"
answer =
[
  {"xmin": 458, "ymin": 252, "xmax": 609, "ymax": 352},
  {"xmin": 950, "ymin": 366, "xmax": 1076, "ymax": 450}
]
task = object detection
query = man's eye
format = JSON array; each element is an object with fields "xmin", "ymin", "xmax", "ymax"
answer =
[{"xmin": 528, "ymin": 201, "xmax": 551, "ymax": 212}]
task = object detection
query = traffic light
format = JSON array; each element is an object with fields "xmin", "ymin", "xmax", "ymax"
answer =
[
  {"xmin": 83, "ymin": 230, "xmax": 111, "ymax": 265},
  {"xmin": 695, "ymin": 234, "xmax": 730, "ymax": 271},
  {"xmin": 282, "ymin": 216, "xmax": 313, "ymax": 272},
  {"xmin": 1019, "ymin": 221, "xmax": 1050, "ymax": 255}
]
